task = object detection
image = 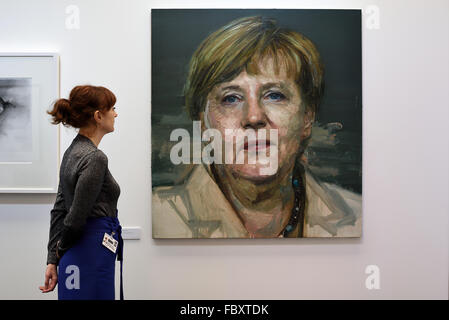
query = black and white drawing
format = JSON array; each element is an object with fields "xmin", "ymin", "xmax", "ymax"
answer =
[{"xmin": 0, "ymin": 78, "xmax": 32, "ymax": 162}]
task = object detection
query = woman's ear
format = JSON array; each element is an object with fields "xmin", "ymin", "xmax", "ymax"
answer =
[
  {"xmin": 93, "ymin": 110, "xmax": 102, "ymax": 124},
  {"xmin": 301, "ymin": 108, "xmax": 315, "ymax": 140}
]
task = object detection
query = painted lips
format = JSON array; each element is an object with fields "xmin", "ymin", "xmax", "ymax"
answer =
[{"xmin": 243, "ymin": 140, "xmax": 271, "ymax": 152}]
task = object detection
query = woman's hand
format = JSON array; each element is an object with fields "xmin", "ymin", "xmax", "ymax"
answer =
[{"xmin": 39, "ymin": 264, "xmax": 58, "ymax": 293}]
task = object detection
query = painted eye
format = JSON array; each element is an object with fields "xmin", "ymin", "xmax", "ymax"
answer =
[
  {"xmin": 265, "ymin": 92, "xmax": 286, "ymax": 101},
  {"xmin": 222, "ymin": 95, "xmax": 241, "ymax": 105}
]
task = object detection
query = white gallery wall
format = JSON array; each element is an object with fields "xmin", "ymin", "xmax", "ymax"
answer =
[{"xmin": 0, "ymin": 0, "xmax": 447, "ymax": 299}]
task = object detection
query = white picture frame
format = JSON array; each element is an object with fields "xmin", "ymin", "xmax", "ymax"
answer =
[{"xmin": 0, "ymin": 53, "xmax": 60, "ymax": 193}]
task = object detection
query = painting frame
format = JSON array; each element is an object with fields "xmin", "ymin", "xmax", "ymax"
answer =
[
  {"xmin": 0, "ymin": 53, "xmax": 60, "ymax": 193},
  {"xmin": 151, "ymin": 9, "xmax": 363, "ymax": 238}
]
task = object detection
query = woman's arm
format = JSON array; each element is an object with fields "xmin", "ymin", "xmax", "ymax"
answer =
[
  {"xmin": 56, "ymin": 150, "xmax": 108, "ymax": 257},
  {"xmin": 46, "ymin": 181, "xmax": 67, "ymax": 265},
  {"xmin": 41, "ymin": 180, "xmax": 66, "ymax": 293}
]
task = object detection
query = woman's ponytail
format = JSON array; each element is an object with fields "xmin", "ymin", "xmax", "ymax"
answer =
[
  {"xmin": 48, "ymin": 98, "xmax": 72, "ymax": 126},
  {"xmin": 47, "ymin": 85, "xmax": 116, "ymax": 128}
]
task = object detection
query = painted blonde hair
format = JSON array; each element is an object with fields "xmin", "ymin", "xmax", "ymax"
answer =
[{"xmin": 184, "ymin": 16, "xmax": 324, "ymax": 120}]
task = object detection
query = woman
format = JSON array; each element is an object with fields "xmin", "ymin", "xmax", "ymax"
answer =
[
  {"xmin": 39, "ymin": 85, "xmax": 123, "ymax": 300},
  {"xmin": 152, "ymin": 16, "xmax": 362, "ymax": 238}
]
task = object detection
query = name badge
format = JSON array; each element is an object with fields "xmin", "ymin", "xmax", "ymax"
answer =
[{"xmin": 102, "ymin": 232, "xmax": 118, "ymax": 254}]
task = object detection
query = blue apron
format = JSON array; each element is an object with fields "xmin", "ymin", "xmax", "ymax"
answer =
[{"xmin": 58, "ymin": 215, "xmax": 124, "ymax": 300}]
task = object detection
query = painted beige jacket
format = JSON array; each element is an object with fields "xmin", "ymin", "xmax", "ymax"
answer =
[{"xmin": 152, "ymin": 164, "xmax": 362, "ymax": 238}]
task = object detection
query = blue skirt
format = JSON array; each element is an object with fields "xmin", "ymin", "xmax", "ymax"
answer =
[{"xmin": 58, "ymin": 216, "xmax": 123, "ymax": 300}]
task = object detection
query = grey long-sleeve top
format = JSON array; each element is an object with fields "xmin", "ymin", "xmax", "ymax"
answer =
[{"xmin": 46, "ymin": 133, "xmax": 120, "ymax": 265}]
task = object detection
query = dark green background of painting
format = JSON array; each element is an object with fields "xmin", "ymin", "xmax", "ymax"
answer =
[{"xmin": 152, "ymin": 9, "xmax": 362, "ymax": 194}]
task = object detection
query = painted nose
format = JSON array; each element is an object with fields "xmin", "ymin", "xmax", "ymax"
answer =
[{"xmin": 241, "ymin": 96, "xmax": 267, "ymax": 130}]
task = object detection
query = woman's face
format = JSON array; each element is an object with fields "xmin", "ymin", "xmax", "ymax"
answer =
[
  {"xmin": 203, "ymin": 64, "xmax": 313, "ymax": 182},
  {"xmin": 98, "ymin": 106, "xmax": 117, "ymax": 133}
]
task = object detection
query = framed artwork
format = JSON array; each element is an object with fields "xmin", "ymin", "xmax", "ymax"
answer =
[
  {"xmin": 0, "ymin": 53, "xmax": 59, "ymax": 193},
  {"xmin": 151, "ymin": 10, "xmax": 362, "ymax": 238}
]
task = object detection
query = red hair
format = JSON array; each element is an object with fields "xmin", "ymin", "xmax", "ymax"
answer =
[{"xmin": 48, "ymin": 85, "xmax": 116, "ymax": 128}]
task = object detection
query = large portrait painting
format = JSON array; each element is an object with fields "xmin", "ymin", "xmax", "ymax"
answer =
[{"xmin": 151, "ymin": 9, "xmax": 362, "ymax": 238}]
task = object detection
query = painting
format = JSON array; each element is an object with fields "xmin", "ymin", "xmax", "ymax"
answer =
[
  {"xmin": 0, "ymin": 53, "xmax": 59, "ymax": 193},
  {"xmin": 151, "ymin": 10, "xmax": 362, "ymax": 238},
  {"xmin": 0, "ymin": 77, "xmax": 33, "ymax": 162}
]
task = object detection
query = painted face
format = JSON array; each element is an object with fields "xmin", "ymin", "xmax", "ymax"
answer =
[
  {"xmin": 99, "ymin": 106, "xmax": 117, "ymax": 133},
  {"xmin": 203, "ymin": 66, "xmax": 311, "ymax": 182}
]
